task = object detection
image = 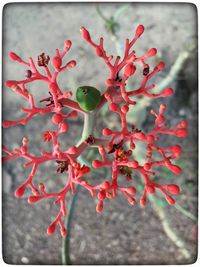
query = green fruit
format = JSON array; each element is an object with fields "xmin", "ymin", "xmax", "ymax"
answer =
[{"xmin": 76, "ymin": 86, "xmax": 102, "ymax": 112}]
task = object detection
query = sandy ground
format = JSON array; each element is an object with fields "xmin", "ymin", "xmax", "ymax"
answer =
[{"xmin": 2, "ymin": 2, "xmax": 198, "ymax": 265}]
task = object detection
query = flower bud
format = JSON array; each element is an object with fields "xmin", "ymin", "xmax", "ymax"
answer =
[
  {"xmin": 15, "ymin": 184, "xmax": 27, "ymax": 198},
  {"xmin": 47, "ymin": 222, "xmax": 57, "ymax": 236},
  {"xmin": 80, "ymin": 26, "xmax": 91, "ymax": 41},
  {"xmin": 171, "ymin": 145, "xmax": 182, "ymax": 157},
  {"xmin": 9, "ymin": 52, "xmax": 21, "ymax": 61},
  {"xmin": 109, "ymin": 103, "xmax": 118, "ymax": 112},
  {"xmin": 28, "ymin": 195, "xmax": 43, "ymax": 204},
  {"xmin": 177, "ymin": 121, "xmax": 188, "ymax": 128},
  {"xmin": 125, "ymin": 187, "xmax": 137, "ymax": 195},
  {"xmin": 102, "ymin": 128, "xmax": 112, "ymax": 136},
  {"xmin": 165, "ymin": 195, "xmax": 175, "ymax": 205},
  {"xmin": 96, "ymin": 201, "xmax": 104, "ymax": 213},
  {"xmin": 140, "ymin": 198, "xmax": 146, "ymax": 206},
  {"xmin": 65, "ymin": 60, "xmax": 76, "ymax": 69},
  {"xmin": 161, "ymin": 88, "xmax": 174, "ymax": 97},
  {"xmin": 144, "ymin": 48, "xmax": 157, "ymax": 58},
  {"xmin": 64, "ymin": 40, "xmax": 72, "ymax": 52},
  {"xmin": 2, "ymin": 120, "xmax": 15, "ymax": 128},
  {"xmin": 92, "ymin": 160, "xmax": 103, "ymax": 168},
  {"xmin": 68, "ymin": 110, "xmax": 78, "ymax": 118},
  {"xmin": 159, "ymin": 103, "xmax": 167, "ymax": 113},
  {"xmin": 166, "ymin": 184, "xmax": 180, "ymax": 195},
  {"xmin": 9, "ymin": 84, "xmax": 21, "ymax": 93},
  {"xmin": 98, "ymin": 190, "xmax": 106, "ymax": 200},
  {"xmin": 101, "ymin": 181, "xmax": 110, "ymax": 190},
  {"xmin": 81, "ymin": 166, "xmax": 90, "ymax": 175},
  {"xmin": 121, "ymin": 105, "xmax": 129, "ymax": 114},
  {"xmin": 146, "ymin": 185, "xmax": 155, "ymax": 194},
  {"xmin": 124, "ymin": 63, "xmax": 136, "ymax": 78},
  {"xmin": 61, "ymin": 228, "xmax": 67, "ymax": 237},
  {"xmin": 60, "ymin": 123, "xmax": 69, "ymax": 133},
  {"xmin": 135, "ymin": 25, "xmax": 145, "ymax": 37},
  {"xmin": 126, "ymin": 195, "xmax": 136, "ymax": 205},
  {"xmin": 5, "ymin": 80, "xmax": 17, "ymax": 87},
  {"xmin": 22, "ymin": 137, "xmax": 28, "ymax": 145},
  {"xmin": 168, "ymin": 164, "xmax": 182, "ymax": 175},
  {"xmin": 104, "ymin": 92, "xmax": 112, "ymax": 101},
  {"xmin": 52, "ymin": 114, "xmax": 63, "ymax": 124},
  {"xmin": 175, "ymin": 129, "xmax": 188, "ymax": 138},
  {"xmin": 154, "ymin": 61, "xmax": 165, "ymax": 72},
  {"xmin": 52, "ymin": 56, "xmax": 62, "ymax": 70}
]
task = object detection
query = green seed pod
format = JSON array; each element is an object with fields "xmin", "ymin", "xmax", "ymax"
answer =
[{"xmin": 76, "ymin": 86, "xmax": 102, "ymax": 112}]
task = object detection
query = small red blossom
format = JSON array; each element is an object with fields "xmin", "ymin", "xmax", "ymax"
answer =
[
  {"xmin": 85, "ymin": 134, "xmax": 95, "ymax": 145},
  {"xmin": 42, "ymin": 131, "xmax": 53, "ymax": 142},
  {"xmin": 74, "ymin": 163, "xmax": 90, "ymax": 179},
  {"xmin": 107, "ymin": 140, "xmax": 123, "ymax": 154},
  {"xmin": 56, "ymin": 160, "xmax": 69, "ymax": 173},
  {"xmin": 37, "ymin": 52, "xmax": 50, "ymax": 67}
]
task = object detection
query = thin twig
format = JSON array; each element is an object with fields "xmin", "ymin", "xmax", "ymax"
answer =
[
  {"xmin": 174, "ymin": 203, "xmax": 197, "ymax": 222},
  {"xmin": 150, "ymin": 195, "xmax": 192, "ymax": 260},
  {"xmin": 61, "ymin": 110, "xmax": 99, "ymax": 264},
  {"xmin": 61, "ymin": 154, "xmax": 101, "ymax": 265},
  {"xmin": 156, "ymin": 40, "xmax": 197, "ymax": 92},
  {"xmin": 96, "ymin": 4, "xmax": 109, "ymax": 22},
  {"xmin": 61, "ymin": 184, "xmax": 81, "ymax": 265}
]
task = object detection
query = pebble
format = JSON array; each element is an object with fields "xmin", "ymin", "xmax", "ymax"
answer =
[
  {"xmin": 179, "ymin": 109, "xmax": 186, "ymax": 116},
  {"xmin": 21, "ymin": 257, "xmax": 29, "ymax": 264}
]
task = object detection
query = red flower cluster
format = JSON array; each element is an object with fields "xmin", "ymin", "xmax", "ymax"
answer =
[{"xmin": 2, "ymin": 25, "xmax": 188, "ymax": 237}]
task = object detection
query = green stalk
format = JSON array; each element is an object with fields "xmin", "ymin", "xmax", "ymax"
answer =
[
  {"xmin": 61, "ymin": 184, "xmax": 81, "ymax": 265},
  {"xmin": 174, "ymin": 203, "xmax": 197, "ymax": 222},
  {"xmin": 96, "ymin": 5, "xmax": 109, "ymax": 23},
  {"xmin": 61, "ymin": 111, "xmax": 97, "ymax": 265}
]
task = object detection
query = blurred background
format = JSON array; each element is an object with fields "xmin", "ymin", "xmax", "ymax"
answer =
[{"xmin": 2, "ymin": 2, "xmax": 198, "ymax": 264}]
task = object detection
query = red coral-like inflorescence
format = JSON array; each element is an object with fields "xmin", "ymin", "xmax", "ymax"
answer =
[{"xmin": 2, "ymin": 25, "xmax": 188, "ymax": 237}]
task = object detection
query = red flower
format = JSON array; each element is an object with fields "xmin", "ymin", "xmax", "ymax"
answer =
[
  {"xmin": 2, "ymin": 24, "xmax": 188, "ymax": 237},
  {"xmin": 42, "ymin": 131, "xmax": 53, "ymax": 142},
  {"xmin": 37, "ymin": 52, "xmax": 50, "ymax": 67}
]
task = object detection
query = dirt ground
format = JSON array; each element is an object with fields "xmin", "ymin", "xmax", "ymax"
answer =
[{"xmin": 2, "ymin": 2, "xmax": 198, "ymax": 265}]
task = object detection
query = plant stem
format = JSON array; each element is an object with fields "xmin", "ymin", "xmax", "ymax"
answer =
[
  {"xmin": 82, "ymin": 112, "xmax": 96, "ymax": 138},
  {"xmin": 62, "ymin": 111, "xmax": 97, "ymax": 265},
  {"xmin": 96, "ymin": 5, "xmax": 108, "ymax": 22},
  {"xmin": 61, "ymin": 184, "xmax": 81, "ymax": 265},
  {"xmin": 150, "ymin": 195, "xmax": 192, "ymax": 260},
  {"xmin": 174, "ymin": 203, "xmax": 197, "ymax": 222}
]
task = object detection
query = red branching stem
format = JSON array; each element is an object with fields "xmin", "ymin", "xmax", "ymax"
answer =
[{"xmin": 3, "ymin": 25, "xmax": 188, "ymax": 237}]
